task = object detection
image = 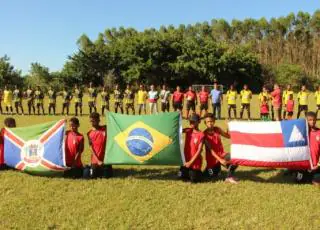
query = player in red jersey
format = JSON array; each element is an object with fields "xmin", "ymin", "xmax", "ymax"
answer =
[
  {"xmin": 172, "ymin": 86, "xmax": 184, "ymax": 113},
  {"xmin": 198, "ymin": 86, "xmax": 209, "ymax": 117},
  {"xmin": 0, "ymin": 117, "xmax": 16, "ymax": 170},
  {"xmin": 185, "ymin": 86, "xmax": 197, "ymax": 119},
  {"xmin": 85, "ymin": 112, "xmax": 113, "ymax": 179},
  {"xmin": 178, "ymin": 113, "xmax": 204, "ymax": 183},
  {"xmin": 64, "ymin": 117, "xmax": 84, "ymax": 178},
  {"xmin": 203, "ymin": 113, "xmax": 238, "ymax": 184},
  {"xmin": 294, "ymin": 112, "xmax": 320, "ymax": 184}
]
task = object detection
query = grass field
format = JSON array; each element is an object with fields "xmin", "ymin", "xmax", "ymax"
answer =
[{"xmin": 0, "ymin": 95, "xmax": 320, "ymax": 229}]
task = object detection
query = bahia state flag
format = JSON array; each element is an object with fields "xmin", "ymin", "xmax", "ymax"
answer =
[
  {"xmin": 229, "ymin": 119, "xmax": 311, "ymax": 170},
  {"xmin": 105, "ymin": 112, "xmax": 185, "ymax": 165},
  {"xmin": 4, "ymin": 120, "xmax": 68, "ymax": 176}
]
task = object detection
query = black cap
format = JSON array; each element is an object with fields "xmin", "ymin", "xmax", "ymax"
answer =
[{"xmin": 189, "ymin": 113, "xmax": 200, "ymax": 122}]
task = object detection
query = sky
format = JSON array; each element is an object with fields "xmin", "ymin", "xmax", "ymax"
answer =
[{"xmin": 0, "ymin": 0, "xmax": 319, "ymax": 74}]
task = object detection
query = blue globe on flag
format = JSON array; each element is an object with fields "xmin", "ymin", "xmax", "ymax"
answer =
[{"xmin": 126, "ymin": 128, "xmax": 154, "ymax": 156}]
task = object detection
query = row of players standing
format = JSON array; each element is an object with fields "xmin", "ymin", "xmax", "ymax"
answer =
[{"xmin": 1, "ymin": 82, "xmax": 319, "ymax": 120}]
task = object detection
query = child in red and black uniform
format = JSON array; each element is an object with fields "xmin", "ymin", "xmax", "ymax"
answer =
[
  {"xmin": 0, "ymin": 117, "xmax": 16, "ymax": 170},
  {"xmin": 286, "ymin": 94, "xmax": 294, "ymax": 120},
  {"xmin": 294, "ymin": 112, "xmax": 320, "ymax": 184},
  {"xmin": 86, "ymin": 112, "xmax": 113, "ymax": 178},
  {"xmin": 172, "ymin": 86, "xmax": 184, "ymax": 112},
  {"xmin": 179, "ymin": 113, "xmax": 204, "ymax": 183},
  {"xmin": 64, "ymin": 117, "xmax": 84, "ymax": 178},
  {"xmin": 203, "ymin": 113, "xmax": 238, "ymax": 184},
  {"xmin": 185, "ymin": 86, "xmax": 197, "ymax": 119}
]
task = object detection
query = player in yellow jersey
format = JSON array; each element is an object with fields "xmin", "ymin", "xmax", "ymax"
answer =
[
  {"xmin": 123, "ymin": 84, "xmax": 135, "ymax": 115},
  {"xmin": 88, "ymin": 82, "xmax": 97, "ymax": 114},
  {"xmin": 258, "ymin": 86, "xmax": 270, "ymax": 119},
  {"xmin": 3, "ymin": 85, "xmax": 13, "ymax": 115},
  {"xmin": 239, "ymin": 84, "xmax": 252, "ymax": 120},
  {"xmin": 100, "ymin": 86, "xmax": 110, "ymax": 116},
  {"xmin": 226, "ymin": 84, "xmax": 237, "ymax": 119},
  {"xmin": 48, "ymin": 86, "xmax": 57, "ymax": 115},
  {"xmin": 315, "ymin": 85, "xmax": 320, "ymax": 119},
  {"xmin": 13, "ymin": 85, "xmax": 24, "ymax": 115},
  {"xmin": 113, "ymin": 84, "xmax": 123, "ymax": 114},
  {"xmin": 282, "ymin": 84, "xmax": 294, "ymax": 120},
  {"xmin": 73, "ymin": 84, "xmax": 83, "ymax": 116},
  {"xmin": 297, "ymin": 85, "xmax": 308, "ymax": 118},
  {"xmin": 137, "ymin": 84, "xmax": 148, "ymax": 115}
]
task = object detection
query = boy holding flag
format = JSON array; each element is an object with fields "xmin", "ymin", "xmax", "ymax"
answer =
[
  {"xmin": 64, "ymin": 117, "xmax": 84, "ymax": 178},
  {"xmin": 203, "ymin": 113, "xmax": 238, "ymax": 183},
  {"xmin": 86, "ymin": 112, "xmax": 113, "ymax": 178},
  {"xmin": 179, "ymin": 113, "xmax": 205, "ymax": 183}
]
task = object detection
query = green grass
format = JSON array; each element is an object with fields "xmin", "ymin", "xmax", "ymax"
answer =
[{"xmin": 0, "ymin": 95, "xmax": 320, "ymax": 229}]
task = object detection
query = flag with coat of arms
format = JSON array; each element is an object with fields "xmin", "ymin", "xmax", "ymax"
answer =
[{"xmin": 4, "ymin": 120, "xmax": 68, "ymax": 176}]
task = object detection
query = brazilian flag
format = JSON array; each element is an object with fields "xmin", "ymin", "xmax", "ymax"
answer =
[{"xmin": 105, "ymin": 112, "xmax": 184, "ymax": 165}]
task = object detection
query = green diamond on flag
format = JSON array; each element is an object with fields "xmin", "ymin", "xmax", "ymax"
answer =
[{"xmin": 105, "ymin": 112, "xmax": 185, "ymax": 165}]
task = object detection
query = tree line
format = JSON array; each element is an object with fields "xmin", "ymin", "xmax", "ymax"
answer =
[{"xmin": 1, "ymin": 10, "xmax": 320, "ymax": 92}]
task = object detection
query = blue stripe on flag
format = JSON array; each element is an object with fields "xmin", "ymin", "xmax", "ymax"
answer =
[
  {"xmin": 43, "ymin": 125, "xmax": 65, "ymax": 167},
  {"xmin": 4, "ymin": 138, "xmax": 22, "ymax": 167}
]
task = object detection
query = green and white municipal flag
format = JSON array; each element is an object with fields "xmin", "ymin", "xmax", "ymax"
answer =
[{"xmin": 105, "ymin": 112, "xmax": 184, "ymax": 165}]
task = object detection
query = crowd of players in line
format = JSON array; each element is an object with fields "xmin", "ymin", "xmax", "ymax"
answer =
[{"xmin": 0, "ymin": 81, "xmax": 320, "ymax": 121}]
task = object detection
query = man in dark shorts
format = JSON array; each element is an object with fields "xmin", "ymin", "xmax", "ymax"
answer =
[
  {"xmin": 172, "ymin": 86, "xmax": 184, "ymax": 113},
  {"xmin": 73, "ymin": 84, "xmax": 83, "ymax": 116}
]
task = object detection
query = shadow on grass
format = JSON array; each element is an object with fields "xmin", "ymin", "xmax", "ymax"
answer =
[
  {"xmin": 112, "ymin": 167, "xmax": 295, "ymax": 184},
  {"xmin": 113, "ymin": 167, "xmax": 180, "ymax": 181}
]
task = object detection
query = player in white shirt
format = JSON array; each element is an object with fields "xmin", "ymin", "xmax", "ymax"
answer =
[{"xmin": 148, "ymin": 85, "xmax": 159, "ymax": 114}]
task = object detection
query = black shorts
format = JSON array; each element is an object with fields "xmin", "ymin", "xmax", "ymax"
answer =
[
  {"xmin": 88, "ymin": 102, "xmax": 96, "ymax": 107},
  {"xmin": 75, "ymin": 102, "xmax": 82, "ymax": 107},
  {"xmin": 287, "ymin": 111, "xmax": 293, "ymax": 116},
  {"xmin": 179, "ymin": 166, "xmax": 202, "ymax": 183},
  {"xmin": 241, "ymin": 103, "xmax": 250, "ymax": 109},
  {"xmin": 114, "ymin": 102, "xmax": 123, "ymax": 108},
  {"xmin": 298, "ymin": 105, "xmax": 308, "ymax": 111},
  {"xmin": 173, "ymin": 102, "xmax": 183, "ymax": 110},
  {"xmin": 186, "ymin": 101, "xmax": 196, "ymax": 111},
  {"xmin": 200, "ymin": 103, "xmax": 208, "ymax": 111},
  {"xmin": 228, "ymin": 104, "xmax": 236, "ymax": 109},
  {"xmin": 63, "ymin": 102, "xmax": 70, "ymax": 107},
  {"xmin": 125, "ymin": 103, "xmax": 134, "ymax": 109},
  {"xmin": 161, "ymin": 102, "xmax": 170, "ymax": 111},
  {"xmin": 48, "ymin": 103, "xmax": 56, "ymax": 107},
  {"xmin": 14, "ymin": 101, "xmax": 21, "ymax": 107},
  {"xmin": 64, "ymin": 167, "xmax": 83, "ymax": 179},
  {"xmin": 260, "ymin": 113, "xmax": 269, "ymax": 117}
]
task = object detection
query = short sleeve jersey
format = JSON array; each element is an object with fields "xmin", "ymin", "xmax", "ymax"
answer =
[
  {"xmin": 87, "ymin": 126, "xmax": 107, "ymax": 164},
  {"xmin": 65, "ymin": 131, "xmax": 84, "ymax": 167},
  {"xmin": 184, "ymin": 128, "xmax": 205, "ymax": 170}
]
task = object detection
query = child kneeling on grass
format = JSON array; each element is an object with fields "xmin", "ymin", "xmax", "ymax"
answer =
[
  {"xmin": 179, "ymin": 113, "xmax": 205, "ymax": 183},
  {"xmin": 84, "ymin": 112, "xmax": 113, "ymax": 179},
  {"xmin": 0, "ymin": 117, "xmax": 16, "ymax": 170},
  {"xmin": 203, "ymin": 113, "xmax": 238, "ymax": 184},
  {"xmin": 294, "ymin": 112, "xmax": 320, "ymax": 185},
  {"xmin": 64, "ymin": 117, "xmax": 84, "ymax": 178}
]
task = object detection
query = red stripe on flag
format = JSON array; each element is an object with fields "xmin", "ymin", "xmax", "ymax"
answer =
[
  {"xmin": 16, "ymin": 161, "xmax": 26, "ymax": 170},
  {"xmin": 39, "ymin": 120, "xmax": 65, "ymax": 144},
  {"xmin": 231, "ymin": 158, "xmax": 310, "ymax": 170},
  {"xmin": 230, "ymin": 131, "xmax": 284, "ymax": 147},
  {"xmin": 4, "ymin": 130, "xmax": 24, "ymax": 147},
  {"xmin": 40, "ymin": 159, "xmax": 65, "ymax": 171}
]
